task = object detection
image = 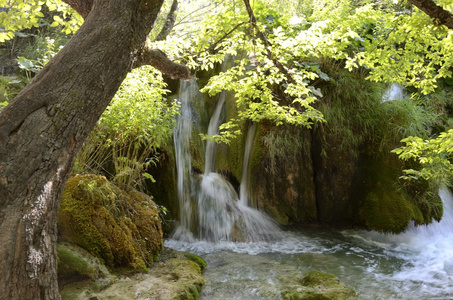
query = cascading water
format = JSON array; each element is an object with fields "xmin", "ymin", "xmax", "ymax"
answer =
[
  {"xmin": 346, "ymin": 186, "xmax": 453, "ymax": 299},
  {"xmin": 204, "ymin": 91, "xmax": 225, "ymax": 174},
  {"xmin": 382, "ymin": 82, "xmax": 405, "ymax": 102},
  {"xmin": 239, "ymin": 123, "xmax": 256, "ymax": 206},
  {"xmin": 172, "ymin": 80, "xmax": 201, "ymax": 241},
  {"xmin": 171, "ymin": 79, "xmax": 280, "ymax": 243}
]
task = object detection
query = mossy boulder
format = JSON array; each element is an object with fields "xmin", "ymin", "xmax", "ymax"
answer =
[
  {"xmin": 355, "ymin": 157, "xmax": 441, "ymax": 233},
  {"xmin": 281, "ymin": 270, "xmax": 359, "ymax": 300},
  {"xmin": 58, "ymin": 174, "xmax": 163, "ymax": 270},
  {"xmin": 59, "ymin": 248, "xmax": 206, "ymax": 300}
]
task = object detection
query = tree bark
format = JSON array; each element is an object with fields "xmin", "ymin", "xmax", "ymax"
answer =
[
  {"xmin": 407, "ymin": 0, "xmax": 453, "ymax": 29},
  {"xmin": 155, "ymin": 0, "xmax": 178, "ymax": 41},
  {"xmin": 0, "ymin": 0, "xmax": 176, "ymax": 298}
]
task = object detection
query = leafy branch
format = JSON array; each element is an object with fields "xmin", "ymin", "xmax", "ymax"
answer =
[
  {"xmin": 407, "ymin": 0, "xmax": 453, "ymax": 29},
  {"xmin": 242, "ymin": 0, "xmax": 296, "ymax": 86},
  {"xmin": 392, "ymin": 129, "xmax": 453, "ymax": 185}
]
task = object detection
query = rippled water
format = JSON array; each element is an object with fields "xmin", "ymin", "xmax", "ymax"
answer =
[{"xmin": 166, "ymin": 188, "xmax": 453, "ymax": 300}]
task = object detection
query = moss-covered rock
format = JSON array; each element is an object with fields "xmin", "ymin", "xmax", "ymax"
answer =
[
  {"xmin": 355, "ymin": 156, "xmax": 441, "ymax": 233},
  {"xmin": 57, "ymin": 242, "xmax": 112, "ymax": 282},
  {"xmin": 57, "ymin": 242, "xmax": 115, "ymax": 298},
  {"xmin": 60, "ymin": 248, "xmax": 206, "ymax": 300},
  {"xmin": 183, "ymin": 253, "xmax": 207, "ymax": 271},
  {"xmin": 281, "ymin": 270, "xmax": 359, "ymax": 300},
  {"xmin": 251, "ymin": 123, "xmax": 318, "ymax": 225},
  {"xmin": 58, "ymin": 174, "xmax": 163, "ymax": 270},
  {"xmin": 92, "ymin": 258, "xmax": 204, "ymax": 299}
]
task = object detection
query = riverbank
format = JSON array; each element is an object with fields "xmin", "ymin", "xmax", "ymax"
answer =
[{"xmin": 59, "ymin": 248, "xmax": 205, "ymax": 299}]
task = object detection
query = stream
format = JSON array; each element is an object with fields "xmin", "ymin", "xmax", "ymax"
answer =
[{"xmin": 166, "ymin": 188, "xmax": 453, "ymax": 299}]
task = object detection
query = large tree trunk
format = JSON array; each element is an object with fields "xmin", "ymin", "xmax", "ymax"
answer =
[{"xmin": 0, "ymin": 0, "xmax": 165, "ymax": 298}]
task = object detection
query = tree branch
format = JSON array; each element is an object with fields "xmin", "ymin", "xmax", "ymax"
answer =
[
  {"xmin": 209, "ymin": 22, "xmax": 247, "ymax": 51},
  {"xmin": 242, "ymin": 0, "xmax": 296, "ymax": 85},
  {"xmin": 407, "ymin": 0, "xmax": 453, "ymax": 29},
  {"xmin": 155, "ymin": 0, "xmax": 178, "ymax": 41},
  {"xmin": 62, "ymin": 0, "xmax": 190, "ymax": 80},
  {"xmin": 133, "ymin": 47, "xmax": 191, "ymax": 80},
  {"xmin": 61, "ymin": 0, "xmax": 93, "ymax": 19}
]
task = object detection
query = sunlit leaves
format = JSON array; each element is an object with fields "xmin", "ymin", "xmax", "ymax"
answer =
[
  {"xmin": 0, "ymin": 0, "xmax": 81, "ymax": 42},
  {"xmin": 100, "ymin": 66, "xmax": 178, "ymax": 150},
  {"xmin": 0, "ymin": 0, "xmax": 44, "ymax": 41},
  {"xmin": 159, "ymin": 0, "xmax": 331, "ymax": 141},
  {"xmin": 340, "ymin": 5, "xmax": 453, "ymax": 94},
  {"xmin": 393, "ymin": 129, "xmax": 453, "ymax": 185}
]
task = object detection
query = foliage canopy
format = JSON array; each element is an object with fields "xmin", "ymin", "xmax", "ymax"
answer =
[{"xmin": 2, "ymin": 0, "xmax": 453, "ymax": 183}]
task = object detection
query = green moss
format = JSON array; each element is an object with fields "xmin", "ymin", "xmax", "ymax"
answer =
[
  {"xmin": 57, "ymin": 243, "xmax": 105, "ymax": 280},
  {"xmin": 58, "ymin": 174, "xmax": 163, "ymax": 270},
  {"xmin": 280, "ymin": 270, "xmax": 358, "ymax": 300},
  {"xmin": 183, "ymin": 253, "xmax": 207, "ymax": 271},
  {"xmin": 356, "ymin": 158, "xmax": 431, "ymax": 233},
  {"xmin": 404, "ymin": 178, "xmax": 443, "ymax": 225},
  {"xmin": 360, "ymin": 189, "xmax": 416, "ymax": 233},
  {"xmin": 300, "ymin": 271, "xmax": 336, "ymax": 287}
]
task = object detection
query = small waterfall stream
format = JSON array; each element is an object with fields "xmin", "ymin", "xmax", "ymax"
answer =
[
  {"xmin": 172, "ymin": 80, "xmax": 199, "ymax": 241},
  {"xmin": 204, "ymin": 91, "xmax": 225, "ymax": 174},
  {"xmin": 239, "ymin": 123, "xmax": 256, "ymax": 206},
  {"xmin": 382, "ymin": 82, "xmax": 405, "ymax": 102}
]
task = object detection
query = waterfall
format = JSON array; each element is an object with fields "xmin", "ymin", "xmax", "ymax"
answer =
[
  {"xmin": 343, "ymin": 186, "xmax": 453, "ymax": 297},
  {"xmin": 401, "ymin": 187, "xmax": 453, "ymax": 239},
  {"xmin": 370, "ymin": 187, "xmax": 453, "ymax": 248},
  {"xmin": 172, "ymin": 79, "xmax": 280, "ymax": 243},
  {"xmin": 239, "ymin": 123, "xmax": 256, "ymax": 206},
  {"xmin": 172, "ymin": 80, "xmax": 200, "ymax": 241},
  {"xmin": 376, "ymin": 187, "xmax": 453, "ymax": 296},
  {"xmin": 204, "ymin": 91, "xmax": 226, "ymax": 174},
  {"xmin": 382, "ymin": 82, "xmax": 405, "ymax": 102}
]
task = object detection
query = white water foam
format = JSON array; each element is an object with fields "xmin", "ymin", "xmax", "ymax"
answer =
[
  {"xmin": 343, "ymin": 187, "xmax": 453, "ymax": 299},
  {"xmin": 382, "ymin": 82, "xmax": 405, "ymax": 102}
]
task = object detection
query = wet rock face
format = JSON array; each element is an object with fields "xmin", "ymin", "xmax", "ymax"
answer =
[
  {"xmin": 251, "ymin": 124, "xmax": 318, "ymax": 226},
  {"xmin": 58, "ymin": 174, "xmax": 163, "ymax": 270}
]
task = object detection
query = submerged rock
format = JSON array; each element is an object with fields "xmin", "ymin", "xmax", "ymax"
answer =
[{"xmin": 280, "ymin": 270, "xmax": 359, "ymax": 300}]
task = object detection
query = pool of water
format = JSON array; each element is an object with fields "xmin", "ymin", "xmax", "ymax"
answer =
[
  {"xmin": 166, "ymin": 225, "xmax": 453, "ymax": 299},
  {"xmin": 166, "ymin": 188, "xmax": 453, "ymax": 299}
]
